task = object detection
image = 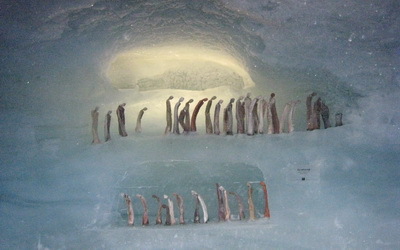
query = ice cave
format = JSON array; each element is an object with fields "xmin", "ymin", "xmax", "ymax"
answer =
[{"xmin": 1, "ymin": 0, "xmax": 399, "ymax": 249}]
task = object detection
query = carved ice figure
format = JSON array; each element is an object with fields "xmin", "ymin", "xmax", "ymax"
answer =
[
  {"xmin": 335, "ymin": 113, "xmax": 343, "ymax": 127},
  {"xmin": 179, "ymin": 99, "xmax": 193, "ymax": 133},
  {"xmin": 280, "ymin": 102, "xmax": 291, "ymax": 133},
  {"xmin": 117, "ymin": 103, "xmax": 128, "ymax": 137},
  {"xmin": 252, "ymin": 97, "xmax": 259, "ymax": 133},
  {"xmin": 288, "ymin": 100, "xmax": 301, "ymax": 133},
  {"xmin": 216, "ymin": 183, "xmax": 226, "ymax": 221},
  {"xmin": 135, "ymin": 107, "xmax": 147, "ymax": 133},
  {"xmin": 269, "ymin": 93, "xmax": 280, "ymax": 134},
  {"xmin": 263, "ymin": 99, "xmax": 271, "ymax": 134},
  {"xmin": 306, "ymin": 92, "xmax": 317, "ymax": 131},
  {"xmin": 104, "ymin": 110, "xmax": 112, "ymax": 142},
  {"xmin": 173, "ymin": 97, "xmax": 184, "ymax": 134},
  {"xmin": 257, "ymin": 96, "xmax": 265, "ymax": 134},
  {"xmin": 312, "ymin": 97, "xmax": 322, "ymax": 129},
  {"xmin": 321, "ymin": 100, "xmax": 331, "ymax": 129},
  {"xmin": 229, "ymin": 191, "xmax": 245, "ymax": 220},
  {"xmin": 236, "ymin": 96, "xmax": 245, "ymax": 134},
  {"xmin": 152, "ymin": 195, "xmax": 163, "ymax": 225},
  {"xmin": 191, "ymin": 98, "xmax": 208, "ymax": 132},
  {"xmin": 161, "ymin": 204, "xmax": 171, "ymax": 225},
  {"xmin": 225, "ymin": 98, "xmax": 235, "ymax": 135},
  {"xmin": 205, "ymin": 96, "xmax": 217, "ymax": 134},
  {"xmin": 91, "ymin": 106, "xmax": 101, "ymax": 144},
  {"xmin": 247, "ymin": 182, "xmax": 255, "ymax": 221},
  {"xmin": 122, "ymin": 193, "xmax": 134, "ymax": 226},
  {"xmin": 260, "ymin": 181, "xmax": 271, "ymax": 218},
  {"xmin": 164, "ymin": 96, "xmax": 174, "ymax": 135},
  {"xmin": 164, "ymin": 195, "xmax": 176, "ymax": 225},
  {"xmin": 247, "ymin": 97, "xmax": 259, "ymax": 135},
  {"xmin": 219, "ymin": 186, "xmax": 231, "ymax": 221},
  {"xmin": 136, "ymin": 194, "xmax": 149, "ymax": 225},
  {"xmin": 191, "ymin": 190, "xmax": 208, "ymax": 223},
  {"xmin": 213, "ymin": 100, "xmax": 224, "ymax": 135},
  {"xmin": 173, "ymin": 193, "xmax": 185, "ymax": 224},
  {"xmin": 244, "ymin": 93, "xmax": 251, "ymax": 132}
]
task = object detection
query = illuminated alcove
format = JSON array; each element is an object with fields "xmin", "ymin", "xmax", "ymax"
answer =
[
  {"xmin": 107, "ymin": 45, "xmax": 255, "ymax": 91},
  {"xmin": 103, "ymin": 45, "xmax": 261, "ymax": 133}
]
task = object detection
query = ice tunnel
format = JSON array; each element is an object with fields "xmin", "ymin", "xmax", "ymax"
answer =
[{"xmin": 1, "ymin": 0, "xmax": 399, "ymax": 249}]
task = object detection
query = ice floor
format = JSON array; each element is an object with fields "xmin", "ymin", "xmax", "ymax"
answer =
[{"xmin": 1, "ymin": 123, "xmax": 399, "ymax": 249}]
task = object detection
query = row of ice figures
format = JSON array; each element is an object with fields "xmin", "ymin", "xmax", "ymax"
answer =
[
  {"xmin": 91, "ymin": 103, "xmax": 146, "ymax": 144},
  {"xmin": 91, "ymin": 92, "xmax": 343, "ymax": 144},
  {"xmin": 121, "ymin": 182, "xmax": 270, "ymax": 226}
]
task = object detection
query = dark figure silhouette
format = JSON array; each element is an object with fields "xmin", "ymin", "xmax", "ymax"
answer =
[
  {"xmin": 313, "ymin": 98, "xmax": 322, "ymax": 129},
  {"xmin": 191, "ymin": 98, "xmax": 208, "ymax": 132},
  {"xmin": 205, "ymin": 96, "xmax": 217, "ymax": 134},
  {"xmin": 270, "ymin": 93, "xmax": 280, "ymax": 134},
  {"xmin": 164, "ymin": 96, "xmax": 174, "ymax": 135},
  {"xmin": 117, "ymin": 103, "xmax": 128, "ymax": 137},
  {"xmin": 306, "ymin": 92, "xmax": 317, "ymax": 131},
  {"xmin": 335, "ymin": 113, "xmax": 343, "ymax": 127},
  {"xmin": 321, "ymin": 100, "xmax": 331, "ymax": 129},
  {"xmin": 236, "ymin": 96, "xmax": 245, "ymax": 134},
  {"xmin": 104, "ymin": 110, "xmax": 112, "ymax": 142}
]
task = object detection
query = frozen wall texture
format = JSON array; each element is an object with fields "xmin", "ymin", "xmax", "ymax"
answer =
[
  {"xmin": 0, "ymin": 0, "xmax": 399, "ymax": 249},
  {"xmin": 1, "ymin": 0, "xmax": 399, "ymax": 132}
]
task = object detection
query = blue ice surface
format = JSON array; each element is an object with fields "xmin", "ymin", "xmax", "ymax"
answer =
[{"xmin": 0, "ymin": 123, "xmax": 399, "ymax": 249}]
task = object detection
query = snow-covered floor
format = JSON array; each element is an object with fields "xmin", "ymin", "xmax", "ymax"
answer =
[{"xmin": 1, "ymin": 123, "xmax": 399, "ymax": 249}]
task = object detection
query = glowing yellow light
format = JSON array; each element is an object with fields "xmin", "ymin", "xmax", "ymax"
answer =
[{"xmin": 106, "ymin": 45, "xmax": 255, "ymax": 91}]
